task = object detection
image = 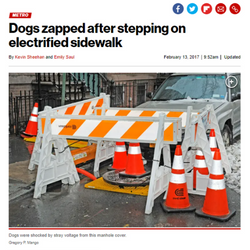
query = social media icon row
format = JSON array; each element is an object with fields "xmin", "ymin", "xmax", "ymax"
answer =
[{"xmin": 173, "ymin": 3, "xmax": 241, "ymax": 15}]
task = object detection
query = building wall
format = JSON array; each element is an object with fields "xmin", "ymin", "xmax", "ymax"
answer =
[
  {"xmin": 106, "ymin": 73, "xmax": 158, "ymax": 81},
  {"xmin": 9, "ymin": 73, "xmax": 36, "ymax": 97}
]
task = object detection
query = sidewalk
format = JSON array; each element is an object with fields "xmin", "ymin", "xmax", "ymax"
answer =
[
  {"xmin": 9, "ymin": 135, "xmax": 241, "ymax": 228},
  {"xmin": 9, "ymin": 136, "xmax": 36, "ymax": 201}
]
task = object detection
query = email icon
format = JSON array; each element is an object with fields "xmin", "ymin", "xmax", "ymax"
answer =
[
  {"xmin": 217, "ymin": 6, "xmax": 225, "ymax": 12},
  {"xmin": 216, "ymin": 4, "xmax": 226, "ymax": 14}
]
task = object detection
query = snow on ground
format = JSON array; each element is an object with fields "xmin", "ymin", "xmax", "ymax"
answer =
[{"xmin": 225, "ymin": 140, "xmax": 241, "ymax": 194}]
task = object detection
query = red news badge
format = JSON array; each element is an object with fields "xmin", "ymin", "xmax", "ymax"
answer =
[{"xmin": 9, "ymin": 12, "xmax": 32, "ymax": 18}]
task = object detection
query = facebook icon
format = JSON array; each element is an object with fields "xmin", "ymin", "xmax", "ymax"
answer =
[{"xmin": 173, "ymin": 3, "xmax": 184, "ymax": 14}]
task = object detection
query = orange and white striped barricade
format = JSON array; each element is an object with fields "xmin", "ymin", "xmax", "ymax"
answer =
[
  {"xmin": 28, "ymin": 93, "xmax": 109, "ymax": 171},
  {"xmin": 182, "ymin": 104, "xmax": 231, "ymax": 196},
  {"xmin": 94, "ymin": 106, "xmax": 196, "ymax": 127},
  {"xmin": 33, "ymin": 108, "xmax": 182, "ymax": 214},
  {"xmin": 54, "ymin": 92, "xmax": 109, "ymax": 116},
  {"xmin": 96, "ymin": 104, "xmax": 230, "ymax": 197},
  {"xmin": 93, "ymin": 106, "xmax": 197, "ymax": 176}
]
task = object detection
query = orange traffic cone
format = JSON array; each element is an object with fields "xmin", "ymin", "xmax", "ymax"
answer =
[
  {"xmin": 161, "ymin": 145, "xmax": 195, "ymax": 212},
  {"xmin": 109, "ymin": 142, "xmax": 127, "ymax": 171},
  {"xmin": 209, "ymin": 129, "xmax": 217, "ymax": 157},
  {"xmin": 119, "ymin": 143, "xmax": 150, "ymax": 178},
  {"xmin": 21, "ymin": 103, "xmax": 38, "ymax": 137},
  {"xmin": 193, "ymin": 149, "xmax": 209, "ymax": 190},
  {"xmin": 195, "ymin": 149, "xmax": 236, "ymax": 221}
]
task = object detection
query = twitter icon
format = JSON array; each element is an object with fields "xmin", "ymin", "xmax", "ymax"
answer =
[{"xmin": 187, "ymin": 3, "xmax": 198, "ymax": 14}]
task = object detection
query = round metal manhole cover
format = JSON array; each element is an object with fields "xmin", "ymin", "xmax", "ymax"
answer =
[{"xmin": 102, "ymin": 170, "xmax": 150, "ymax": 187}]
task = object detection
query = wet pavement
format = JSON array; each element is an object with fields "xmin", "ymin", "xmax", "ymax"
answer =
[
  {"xmin": 9, "ymin": 178, "xmax": 240, "ymax": 228},
  {"xmin": 9, "ymin": 135, "xmax": 241, "ymax": 228},
  {"xmin": 9, "ymin": 135, "xmax": 37, "ymax": 201},
  {"xmin": 9, "ymin": 135, "xmax": 31, "ymax": 164}
]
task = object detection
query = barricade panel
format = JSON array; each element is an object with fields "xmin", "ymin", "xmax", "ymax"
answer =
[
  {"xmin": 95, "ymin": 107, "xmax": 199, "ymax": 127},
  {"xmin": 48, "ymin": 115, "xmax": 181, "ymax": 144},
  {"xmin": 39, "ymin": 93, "xmax": 109, "ymax": 134}
]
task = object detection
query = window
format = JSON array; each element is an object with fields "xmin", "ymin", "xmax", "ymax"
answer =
[
  {"xmin": 137, "ymin": 84, "xmax": 146, "ymax": 106},
  {"xmin": 113, "ymin": 85, "xmax": 124, "ymax": 106},
  {"xmin": 153, "ymin": 74, "xmax": 227, "ymax": 100}
]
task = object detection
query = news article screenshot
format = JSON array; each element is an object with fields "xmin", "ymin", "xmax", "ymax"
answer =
[{"xmin": 3, "ymin": 1, "xmax": 249, "ymax": 249}]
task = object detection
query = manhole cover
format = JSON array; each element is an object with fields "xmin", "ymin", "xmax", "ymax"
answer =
[{"xmin": 103, "ymin": 170, "xmax": 150, "ymax": 187}]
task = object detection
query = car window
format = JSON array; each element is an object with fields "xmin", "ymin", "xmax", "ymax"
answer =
[{"xmin": 153, "ymin": 75, "xmax": 227, "ymax": 100}]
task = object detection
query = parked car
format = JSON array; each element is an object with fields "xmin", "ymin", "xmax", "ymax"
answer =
[{"xmin": 137, "ymin": 73, "xmax": 241, "ymax": 147}]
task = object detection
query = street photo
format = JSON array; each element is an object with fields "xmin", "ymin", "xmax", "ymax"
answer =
[{"xmin": 9, "ymin": 72, "xmax": 241, "ymax": 228}]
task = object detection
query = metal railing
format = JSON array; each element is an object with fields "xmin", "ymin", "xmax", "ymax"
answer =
[
  {"xmin": 102, "ymin": 79, "xmax": 163, "ymax": 108},
  {"xmin": 9, "ymin": 74, "xmax": 165, "ymax": 135},
  {"xmin": 9, "ymin": 90, "xmax": 62, "ymax": 135}
]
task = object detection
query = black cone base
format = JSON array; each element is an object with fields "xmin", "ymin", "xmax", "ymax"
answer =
[
  {"xmin": 195, "ymin": 208, "xmax": 236, "ymax": 222},
  {"xmin": 119, "ymin": 171, "xmax": 151, "ymax": 178},
  {"xmin": 107, "ymin": 165, "xmax": 125, "ymax": 171},
  {"xmin": 21, "ymin": 132, "xmax": 36, "ymax": 138},
  {"xmin": 161, "ymin": 201, "xmax": 196, "ymax": 213}
]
